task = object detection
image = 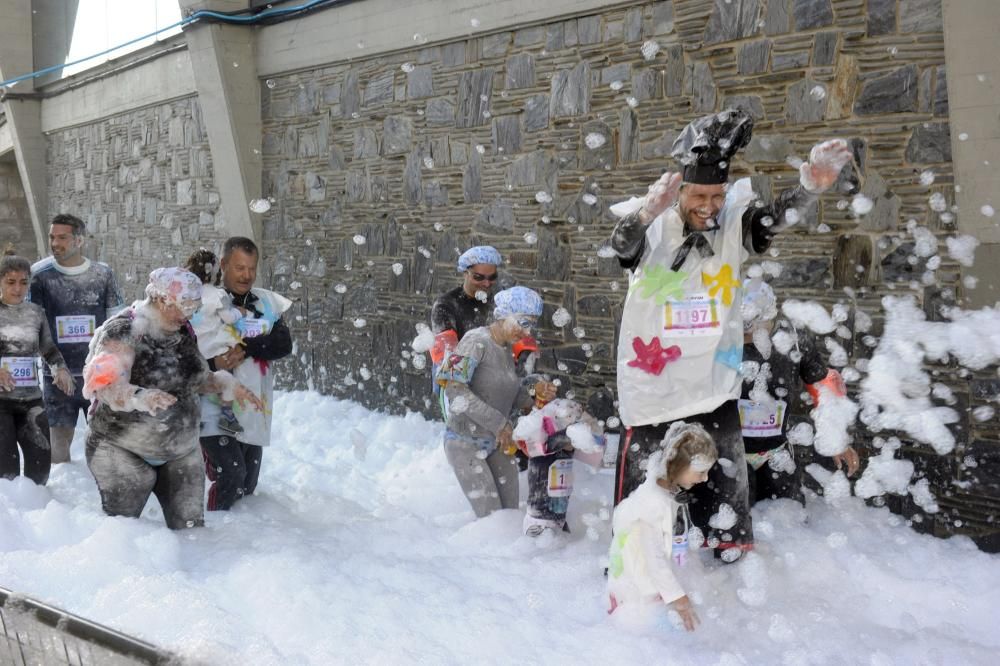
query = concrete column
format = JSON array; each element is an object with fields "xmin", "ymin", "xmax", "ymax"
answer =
[
  {"xmin": 179, "ymin": 0, "xmax": 261, "ymax": 241},
  {"xmin": 0, "ymin": 0, "xmax": 50, "ymax": 257},
  {"xmin": 942, "ymin": 0, "xmax": 1000, "ymax": 308}
]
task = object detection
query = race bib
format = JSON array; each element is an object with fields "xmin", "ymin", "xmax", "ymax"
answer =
[
  {"xmin": 241, "ymin": 318, "xmax": 269, "ymax": 339},
  {"xmin": 672, "ymin": 532, "xmax": 689, "ymax": 568},
  {"xmin": 547, "ymin": 458, "xmax": 574, "ymax": 498},
  {"xmin": 738, "ymin": 398, "xmax": 787, "ymax": 438},
  {"xmin": 56, "ymin": 315, "xmax": 96, "ymax": 344},
  {"xmin": 1, "ymin": 357, "xmax": 38, "ymax": 387},
  {"xmin": 663, "ymin": 296, "xmax": 721, "ymax": 336}
]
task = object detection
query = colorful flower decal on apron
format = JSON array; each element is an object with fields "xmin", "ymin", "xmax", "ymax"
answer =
[
  {"xmin": 702, "ymin": 264, "xmax": 740, "ymax": 306},
  {"xmin": 632, "ymin": 266, "xmax": 689, "ymax": 305},
  {"xmin": 627, "ymin": 337, "xmax": 682, "ymax": 375}
]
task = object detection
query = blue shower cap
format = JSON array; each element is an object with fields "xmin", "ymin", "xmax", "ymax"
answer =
[
  {"xmin": 493, "ymin": 286, "xmax": 544, "ymax": 319},
  {"xmin": 457, "ymin": 245, "xmax": 502, "ymax": 272}
]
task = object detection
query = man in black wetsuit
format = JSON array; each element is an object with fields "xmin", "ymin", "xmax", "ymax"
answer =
[
  {"xmin": 739, "ymin": 279, "xmax": 859, "ymax": 505},
  {"xmin": 430, "ymin": 246, "xmax": 540, "ymax": 416},
  {"xmin": 430, "ymin": 245, "xmax": 503, "ymax": 356}
]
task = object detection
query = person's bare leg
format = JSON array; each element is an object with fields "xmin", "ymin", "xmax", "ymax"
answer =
[{"xmin": 49, "ymin": 426, "xmax": 76, "ymax": 464}]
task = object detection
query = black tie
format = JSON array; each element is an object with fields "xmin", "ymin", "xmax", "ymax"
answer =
[{"xmin": 670, "ymin": 232, "xmax": 714, "ymax": 271}]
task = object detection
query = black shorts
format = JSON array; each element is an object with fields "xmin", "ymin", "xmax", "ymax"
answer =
[{"xmin": 42, "ymin": 374, "xmax": 90, "ymax": 428}]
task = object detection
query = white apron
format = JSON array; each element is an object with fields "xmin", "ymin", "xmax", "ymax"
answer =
[
  {"xmin": 612, "ymin": 178, "xmax": 755, "ymax": 427},
  {"xmin": 200, "ymin": 287, "xmax": 292, "ymax": 447}
]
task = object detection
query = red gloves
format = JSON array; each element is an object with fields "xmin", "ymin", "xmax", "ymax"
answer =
[
  {"xmin": 429, "ymin": 330, "xmax": 459, "ymax": 364},
  {"xmin": 806, "ymin": 369, "xmax": 846, "ymax": 406},
  {"xmin": 512, "ymin": 335, "xmax": 538, "ymax": 360}
]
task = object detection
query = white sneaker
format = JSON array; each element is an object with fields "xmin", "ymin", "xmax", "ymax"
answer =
[{"xmin": 523, "ymin": 514, "xmax": 564, "ymax": 537}]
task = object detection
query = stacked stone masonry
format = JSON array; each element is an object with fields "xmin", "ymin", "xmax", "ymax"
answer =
[
  {"xmin": 0, "ymin": 160, "xmax": 33, "ymax": 256},
  {"xmin": 45, "ymin": 0, "xmax": 997, "ymax": 549},
  {"xmin": 47, "ymin": 97, "xmax": 230, "ymax": 288}
]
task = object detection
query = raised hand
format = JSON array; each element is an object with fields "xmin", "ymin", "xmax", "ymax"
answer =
[
  {"xmin": 640, "ymin": 172, "xmax": 683, "ymax": 222},
  {"xmin": 799, "ymin": 139, "xmax": 852, "ymax": 194}
]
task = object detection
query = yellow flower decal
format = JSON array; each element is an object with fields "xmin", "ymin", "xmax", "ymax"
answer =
[{"xmin": 702, "ymin": 264, "xmax": 740, "ymax": 306}]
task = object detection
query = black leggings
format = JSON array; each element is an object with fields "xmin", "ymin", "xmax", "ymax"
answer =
[
  {"xmin": 0, "ymin": 398, "xmax": 52, "ymax": 485},
  {"xmin": 748, "ymin": 450, "xmax": 806, "ymax": 507},
  {"xmin": 201, "ymin": 435, "xmax": 263, "ymax": 511},
  {"xmin": 86, "ymin": 440, "xmax": 205, "ymax": 529},
  {"xmin": 614, "ymin": 400, "xmax": 753, "ymax": 548},
  {"xmin": 526, "ymin": 449, "xmax": 574, "ymax": 523}
]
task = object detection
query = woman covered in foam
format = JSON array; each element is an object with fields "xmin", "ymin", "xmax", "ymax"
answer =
[
  {"xmin": 81, "ymin": 267, "xmax": 262, "ymax": 529},
  {"xmin": 185, "ymin": 248, "xmax": 247, "ymax": 433}
]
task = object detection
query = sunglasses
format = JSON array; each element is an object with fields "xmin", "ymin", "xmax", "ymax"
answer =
[{"xmin": 469, "ymin": 271, "xmax": 498, "ymax": 282}]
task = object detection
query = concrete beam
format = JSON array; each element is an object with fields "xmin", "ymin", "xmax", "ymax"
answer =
[
  {"xmin": 942, "ymin": 0, "xmax": 1000, "ymax": 308},
  {"xmin": 40, "ymin": 46, "xmax": 197, "ymax": 132},
  {"xmin": 256, "ymin": 0, "xmax": 634, "ymax": 77},
  {"xmin": 179, "ymin": 0, "xmax": 261, "ymax": 241},
  {"xmin": 0, "ymin": 0, "xmax": 49, "ymax": 257}
]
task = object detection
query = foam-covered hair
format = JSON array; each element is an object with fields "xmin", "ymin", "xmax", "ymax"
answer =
[
  {"xmin": 644, "ymin": 421, "xmax": 717, "ymax": 483},
  {"xmin": 145, "ymin": 267, "xmax": 203, "ymax": 303}
]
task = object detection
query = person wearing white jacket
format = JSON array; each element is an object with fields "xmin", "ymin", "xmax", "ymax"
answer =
[
  {"xmin": 82, "ymin": 268, "xmax": 262, "ymax": 529},
  {"xmin": 608, "ymin": 422, "xmax": 717, "ymax": 632},
  {"xmin": 198, "ymin": 237, "xmax": 293, "ymax": 511}
]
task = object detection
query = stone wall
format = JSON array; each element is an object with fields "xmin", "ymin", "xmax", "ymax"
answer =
[
  {"xmin": 256, "ymin": 0, "xmax": 998, "ymax": 546},
  {"xmin": 42, "ymin": 0, "xmax": 997, "ymax": 548},
  {"xmin": 46, "ymin": 97, "xmax": 229, "ymax": 297},
  {"xmin": 0, "ymin": 161, "xmax": 35, "ymax": 259},
  {"xmin": 257, "ymin": 3, "xmax": 952, "ymax": 396}
]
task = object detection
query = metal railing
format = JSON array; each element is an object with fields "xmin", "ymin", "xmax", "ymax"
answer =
[{"xmin": 0, "ymin": 587, "xmax": 180, "ymax": 665}]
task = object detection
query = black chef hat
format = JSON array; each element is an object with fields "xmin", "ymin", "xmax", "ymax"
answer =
[{"xmin": 670, "ymin": 109, "xmax": 755, "ymax": 185}]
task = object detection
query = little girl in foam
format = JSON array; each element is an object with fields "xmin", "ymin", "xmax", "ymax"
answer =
[
  {"xmin": 513, "ymin": 398, "xmax": 606, "ymax": 536},
  {"xmin": 607, "ymin": 422, "xmax": 717, "ymax": 632},
  {"xmin": 185, "ymin": 249, "xmax": 245, "ymax": 433}
]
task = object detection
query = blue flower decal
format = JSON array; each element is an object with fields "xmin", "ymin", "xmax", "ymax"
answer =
[{"xmin": 715, "ymin": 345, "xmax": 743, "ymax": 371}]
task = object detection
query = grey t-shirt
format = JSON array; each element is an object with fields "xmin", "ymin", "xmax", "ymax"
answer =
[
  {"xmin": 442, "ymin": 327, "xmax": 533, "ymax": 440},
  {"xmin": 30, "ymin": 257, "xmax": 124, "ymax": 375},
  {"xmin": 0, "ymin": 301, "xmax": 66, "ymax": 402}
]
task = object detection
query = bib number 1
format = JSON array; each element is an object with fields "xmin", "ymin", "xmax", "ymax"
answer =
[{"xmin": 547, "ymin": 459, "xmax": 574, "ymax": 498}]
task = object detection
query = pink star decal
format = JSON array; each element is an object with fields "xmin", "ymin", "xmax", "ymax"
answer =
[{"xmin": 627, "ymin": 336, "xmax": 682, "ymax": 376}]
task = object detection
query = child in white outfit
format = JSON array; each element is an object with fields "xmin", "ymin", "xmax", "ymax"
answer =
[
  {"xmin": 607, "ymin": 422, "xmax": 717, "ymax": 632},
  {"xmin": 185, "ymin": 249, "xmax": 245, "ymax": 433}
]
